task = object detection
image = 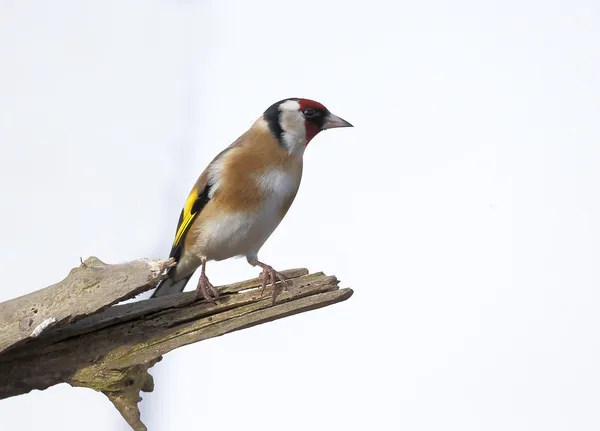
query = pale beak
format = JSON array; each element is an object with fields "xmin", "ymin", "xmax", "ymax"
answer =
[{"xmin": 322, "ymin": 112, "xmax": 353, "ymax": 130}]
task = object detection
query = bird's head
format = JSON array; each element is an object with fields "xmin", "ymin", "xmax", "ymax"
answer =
[{"xmin": 262, "ymin": 98, "xmax": 353, "ymax": 155}]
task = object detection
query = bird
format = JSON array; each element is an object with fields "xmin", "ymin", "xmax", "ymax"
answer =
[{"xmin": 151, "ymin": 97, "xmax": 353, "ymax": 301}]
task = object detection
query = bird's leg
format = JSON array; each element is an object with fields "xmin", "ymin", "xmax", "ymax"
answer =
[
  {"xmin": 247, "ymin": 257, "xmax": 289, "ymax": 303},
  {"xmin": 195, "ymin": 257, "xmax": 219, "ymax": 302}
]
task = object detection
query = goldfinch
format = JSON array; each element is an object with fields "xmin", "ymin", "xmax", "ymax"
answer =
[{"xmin": 151, "ymin": 98, "xmax": 352, "ymax": 300}]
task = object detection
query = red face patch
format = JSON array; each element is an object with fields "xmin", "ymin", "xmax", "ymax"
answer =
[
  {"xmin": 304, "ymin": 122, "xmax": 320, "ymax": 144},
  {"xmin": 298, "ymin": 99, "xmax": 328, "ymax": 145},
  {"xmin": 298, "ymin": 98, "xmax": 327, "ymax": 112}
]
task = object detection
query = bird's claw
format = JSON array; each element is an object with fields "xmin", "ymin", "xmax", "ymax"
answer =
[
  {"xmin": 195, "ymin": 273, "xmax": 219, "ymax": 303},
  {"xmin": 259, "ymin": 265, "xmax": 289, "ymax": 303}
]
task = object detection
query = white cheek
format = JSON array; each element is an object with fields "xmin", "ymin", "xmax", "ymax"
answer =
[{"xmin": 280, "ymin": 112, "xmax": 307, "ymax": 155}]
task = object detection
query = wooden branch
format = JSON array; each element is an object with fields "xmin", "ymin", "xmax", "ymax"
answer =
[
  {"xmin": 0, "ymin": 257, "xmax": 352, "ymax": 431},
  {"xmin": 0, "ymin": 256, "xmax": 175, "ymax": 354}
]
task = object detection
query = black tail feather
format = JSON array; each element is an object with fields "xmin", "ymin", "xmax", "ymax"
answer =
[{"xmin": 150, "ymin": 274, "xmax": 193, "ymax": 298}]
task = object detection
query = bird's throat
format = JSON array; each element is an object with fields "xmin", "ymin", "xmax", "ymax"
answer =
[{"xmin": 304, "ymin": 121, "xmax": 320, "ymax": 145}]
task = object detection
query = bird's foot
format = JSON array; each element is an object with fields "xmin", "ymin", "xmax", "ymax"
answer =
[
  {"xmin": 194, "ymin": 273, "xmax": 219, "ymax": 303},
  {"xmin": 258, "ymin": 264, "xmax": 289, "ymax": 303}
]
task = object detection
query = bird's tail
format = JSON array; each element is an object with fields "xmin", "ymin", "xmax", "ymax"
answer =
[{"xmin": 150, "ymin": 273, "xmax": 193, "ymax": 298}]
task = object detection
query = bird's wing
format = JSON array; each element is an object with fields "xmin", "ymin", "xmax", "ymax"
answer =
[
  {"xmin": 168, "ymin": 138, "xmax": 245, "ymax": 262},
  {"xmin": 169, "ymin": 173, "xmax": 210, "ymax": 262}
]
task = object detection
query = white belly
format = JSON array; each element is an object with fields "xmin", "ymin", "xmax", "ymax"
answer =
[
  {"xmin": 195, "ymin": 168, "xmax": 300, "ymax": 261},
  {"xmin": 199, "ymin": 209, "xmax": 281, "ymax": 261}
]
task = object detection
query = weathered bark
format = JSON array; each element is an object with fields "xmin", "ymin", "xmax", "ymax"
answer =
[{"xmin": 0, "ymin": 257, "xmax": 352, "ymax": 431}]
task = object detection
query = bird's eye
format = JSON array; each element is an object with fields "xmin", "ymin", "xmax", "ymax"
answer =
[{"xmin": 304, "ymin": 108, "xmax": 318, "ymax": 119}]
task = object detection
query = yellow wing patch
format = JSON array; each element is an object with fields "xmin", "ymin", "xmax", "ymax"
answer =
[{"xmin": 173, "ymin": 188, "xmax": 199, "ymax": 246}]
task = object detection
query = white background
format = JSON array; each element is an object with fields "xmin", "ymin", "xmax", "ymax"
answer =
[{"xmin": 1, "ymin": 1, "xmax": 599, "ymax": 430}]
